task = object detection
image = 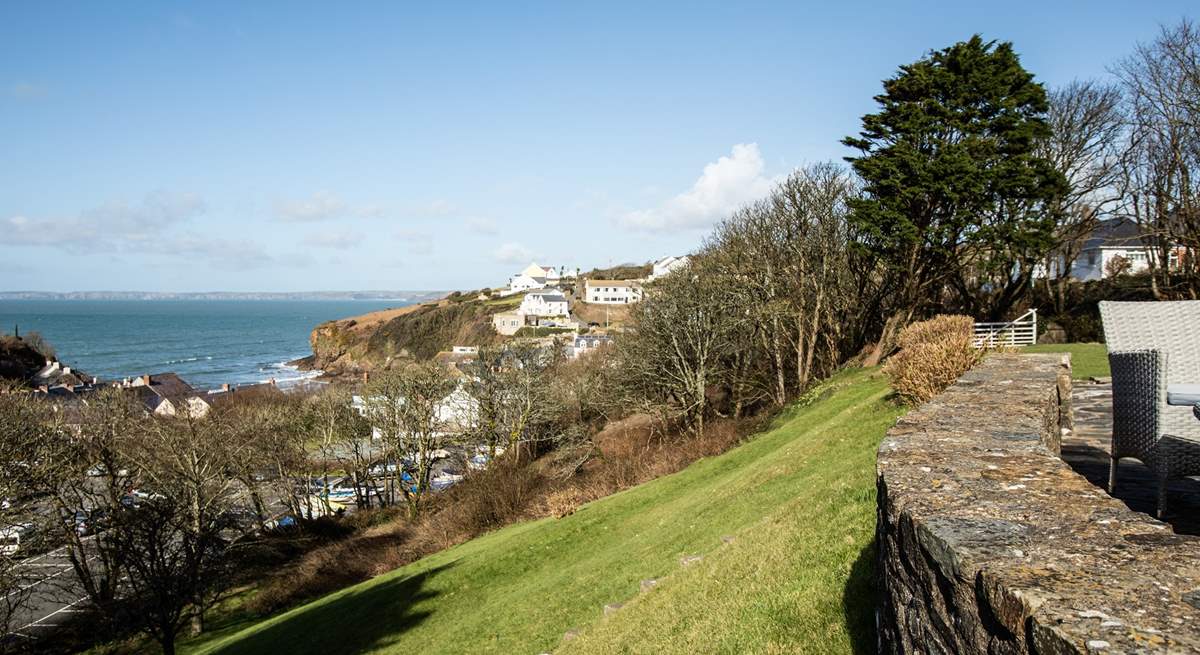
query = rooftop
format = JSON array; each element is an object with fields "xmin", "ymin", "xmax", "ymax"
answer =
[{"xmin": 585, "ymin": 279, "xmax": 638, "ymax": 287}]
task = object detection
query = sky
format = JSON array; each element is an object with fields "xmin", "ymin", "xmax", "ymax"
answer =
[{"xmin": 1, "ymin": 1, "xmax": 1195, "ymax": 293}]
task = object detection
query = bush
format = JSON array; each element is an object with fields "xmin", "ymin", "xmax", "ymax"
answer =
[
  {"xmin": 22, "ymin": 331, "xmax": 55, "ymax": 360},
  {"xmin": 883, "ymin": 315, "xmax": 980, "ymax": 405}
]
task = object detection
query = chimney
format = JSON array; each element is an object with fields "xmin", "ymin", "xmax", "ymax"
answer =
[
  {"xmin": 62, "ymin": 367, "xmax": 71, "ymax": 375},
  {"xmin": 268, "ymin": 378, "xmax": 276, "ymax": 386},
  {"xmin": 363, "ymin": 371, "xmax": 369, "ymax": 383},
  {"xmin": 91, "ymin": 377, "xmax": 98, "ymax": 385},
  {"xmin": 221, "ymin": 383, "xmax": 230, "ymax": 392},
  {"xmin": 141, "ymin": 375, "xmax": 151, "ymax": 386},
  {"xmin": 37, "ymin": 385, "xmax": 48, "ymax": 394}
]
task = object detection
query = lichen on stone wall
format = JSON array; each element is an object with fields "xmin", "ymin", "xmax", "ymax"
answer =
[{"xmin": 876, "ymin": 353, "xmax": 1200, "ymax": 654}]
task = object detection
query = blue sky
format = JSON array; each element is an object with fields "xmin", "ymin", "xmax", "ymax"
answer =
[{"xmin": 1, "ymin": 1, "xmax": 1194, "ymax": 292}]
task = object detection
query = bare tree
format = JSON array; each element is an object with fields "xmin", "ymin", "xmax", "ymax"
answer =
[
  {"xmin": 460, "ymin": 347, "xmax": 508, "ymax": 460},
  {"xmin": 0, "ymin": 388, "xmax": 47, "ymax": 638},
  {"xmin": 52, "ymin": 389, "xmax": 146, "ymax": 628},
  {"xmin": 1040, "ymin": 80, "xmax": 1126, "ymax": 312},
  {"xmin": 124, "ymin": 405, "xmax": 255, "ymax": 642},
  {"xmin": 495, "ymin": 342, "xmax": 563, "ymax": 461},
  {"xmin": 111, "ymin": 494, "xmax": 230, "ymax": 655},
  {"xmin": 698, "ymin": 164, "xmax": 862, "ymax": 412},
  {"xmin": 0, "ymin": 387, "xmax": 147, "ymax": 635},
  {"xmin": 1114, "ymin": 19, "xmax": 1200, "ymax": 296},
  {"xmin": 363, "ymin": 364, "xmax": 458, "ymax": 518},
  {"xmin": 616, "ymin": 260, "xmax": 741, "ymax": 435},
  {"xmin": 303, "ymin": 387, "xmax": 370, "ymax": 512}
]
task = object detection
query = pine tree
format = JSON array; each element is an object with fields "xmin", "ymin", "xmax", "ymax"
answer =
[{"xmin": 844, "ymin": 35, "xmax": 1067, "ymax": 360}]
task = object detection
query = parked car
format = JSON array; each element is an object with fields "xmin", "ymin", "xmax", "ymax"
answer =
[
  {"xmin": 263, "ymin": 515, "xmax": 296, "ymax": 531},
  {"xmin": 86, "ymin": 464, "xmax": 130, "ymax": 477},
  {"xmin": 324, "ymin": 488, "xmax": 355, "ymax": 502},
  {"xmin": 0, "ymin": 523, "xmax": 35, "ymax": 556},
  {"xmin": 69, "ymin": 508, "xmax": 110, "ymax": 536},
  {"xmin": 430, "ymin": 474, "xmax": 464, "ymax": 492}
]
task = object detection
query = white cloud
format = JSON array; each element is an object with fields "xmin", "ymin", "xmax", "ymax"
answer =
[
  {"xmin": 395, "ymin": 229, "xmax": 433, "ymax": 255},
  {"xmin": 274, "ymin": 191, "xmax": 349, "ymax": 222},
  {"xmin": 3, "ymin": 191, "xmax": 207, "ymax": 251},
  {"xmin": 418, "ymin": 199, "xmax": 456, "ymax": 217},
  {"xmin": 619, "ymin": 143, "xmax": 781, "ymax": 232},
  {"xmin": 274, "ymin": 194, "xmax": 457, "ymax": 223},
  {"xmin": 465, "ymin": 217, "xmax": 498, "ymax": 235},
  {"xmin": 157, "ymin": 235, "xmax": 273, "ymax": 270},
  {"xmin": 0, "ymin": 192, "xmax": 279, "ymax": 271},
  {"xmin": 301, "ymin": 229, "xmax": 364, "ymax": 250},
  {"xmin": 493, "ymin": 242, "xmax": 534, "ymax": 265}
]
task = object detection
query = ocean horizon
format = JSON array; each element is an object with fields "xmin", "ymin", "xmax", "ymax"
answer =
[{"xmin": 0, "ymin": 299, "xmax": 413, "ymax": 390}]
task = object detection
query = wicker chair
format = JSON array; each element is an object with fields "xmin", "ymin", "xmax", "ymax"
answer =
[{"xmin": 1100, "ymin": 300, "xmax": 1200, "ymax": 517}]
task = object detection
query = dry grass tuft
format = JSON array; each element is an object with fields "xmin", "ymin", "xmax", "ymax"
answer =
[{"xmin": 883, "ymin": 314, "xmax": 981, "ymax": 405}]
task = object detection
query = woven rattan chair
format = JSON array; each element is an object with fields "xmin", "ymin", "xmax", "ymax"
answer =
[{"xmin": 1100, "ymin": 300, "xmax": 1200, "ymax": 517}]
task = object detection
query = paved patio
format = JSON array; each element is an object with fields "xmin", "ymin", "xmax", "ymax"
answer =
[{"xmin": 1067, "ymin": 382, "xmax": 1200, "ymax": 535}]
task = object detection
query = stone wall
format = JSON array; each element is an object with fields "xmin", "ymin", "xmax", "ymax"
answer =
[{"xmin": 876, "ymin": 353, "xmax": 1200, "ymax": 654}]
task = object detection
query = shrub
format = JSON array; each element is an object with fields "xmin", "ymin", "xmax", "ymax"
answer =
[
  {"xmin": 22, "ymin": 331, "xmax": 55, "ymax": 360},
  {"xmin": 883, "ymin": 314, "xmax": 980, "ymax": 405}
]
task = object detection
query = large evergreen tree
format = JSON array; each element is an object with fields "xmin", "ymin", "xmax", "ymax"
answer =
[{"xmin": 844, "ymin": 35, "xmax": 1066, "ymax": 359}]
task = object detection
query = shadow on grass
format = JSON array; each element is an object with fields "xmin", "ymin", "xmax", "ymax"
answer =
[
  {"xmin": 211, "ymin": 563, "xmax": 452, "ymax": 655},
  {"xmin": 840, "ymin": 541, "xmax": 876, "ymax": 655}
]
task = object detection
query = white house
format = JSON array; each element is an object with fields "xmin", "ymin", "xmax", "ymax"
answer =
[
  {"xmin": 523, "ymin": 263, "xmax": 560, "ymax": 283},
  {"xmin": 569, "ymin": 334, "xmax": 612, "ymax": 358},
  {"xmin": 352, "ymin": 381, "xmax": 479, "ymax": 441},
  {"xmin": 519, "ymin": 290, "xmax": 570, "ymax": 317},
  {"xmin": 492, "ymin": 310, "xmax": 525, "ymax": 336},
  {"xmin": 508, "ymin": 273, "xmax": 547, "ymax": 293},
  {"xmin": 584, "ymin": 279, "xmax": 642, "ymax": 304},
  {"xmin": 650, "ymin": 255, "xmax": 690, "ymax": 280},
  {"xmin": 1051, "ymin": 217, "xmax": 1183, "ymax": 281},
  {"xmin": 125, "ymin": 373, "xmax": 211, "ymax": 418}
]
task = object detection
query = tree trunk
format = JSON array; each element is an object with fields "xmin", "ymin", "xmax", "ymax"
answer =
[
  {"xmin": 864, "ymin": 311, "xmax": 904, "ymax": 367},
  {"xmin": 771, "ymin": 316, "xmax": 786, "ymax": 406}
]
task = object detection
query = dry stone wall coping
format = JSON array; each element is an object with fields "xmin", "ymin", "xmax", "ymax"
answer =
[{"xmin": 876, "ymin": 352, "xmax": 1200, "ymax": 654}]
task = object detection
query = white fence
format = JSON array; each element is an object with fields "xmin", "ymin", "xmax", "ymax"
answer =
[{"xmin": 973, "ymin": 308, "xmax": 1037, "ymax": 348}]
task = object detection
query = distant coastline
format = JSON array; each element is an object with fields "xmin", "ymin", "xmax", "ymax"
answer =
[
  {"xmin": 0, "ymin": 298, "xmax": 429, "ymax": 388},
  {"xmin": 0, "ymin": 291, "xmax": 446, "ymax": 302}
]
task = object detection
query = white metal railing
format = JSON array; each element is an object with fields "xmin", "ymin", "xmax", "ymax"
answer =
[{"xmin": 973, "ymin": 308, "xmax": 1037, "ymax": 348}]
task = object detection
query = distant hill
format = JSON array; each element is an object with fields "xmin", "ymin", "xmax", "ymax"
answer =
[{"xmin": 0, "ymin": 291, "xmax": 446, "ymax": 301}]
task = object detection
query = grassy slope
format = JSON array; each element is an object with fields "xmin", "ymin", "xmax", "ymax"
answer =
[
  {"xmin": 1024, "ymin": 343, "xmax": 1108, "ymax": 380},
  {"xmin": 200, "ymin": 369, "xmax": 901, "ymax": 655}
]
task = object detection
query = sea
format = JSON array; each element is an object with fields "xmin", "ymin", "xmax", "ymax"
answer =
[{"xmin": 0, "ymin": 300, "xmax": 411, "ymax": 390}]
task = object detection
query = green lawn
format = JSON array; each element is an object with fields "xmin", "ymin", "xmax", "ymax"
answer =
[
  {"xmin": 1024, "ymin": 342, "xmax": 1108, "ymax": 380},
  {"xmin": 199, "ymin": 368, "xmax": 902, "ymax": 655}
]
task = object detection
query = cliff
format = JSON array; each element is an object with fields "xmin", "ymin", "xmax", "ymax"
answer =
[
  {"xmin": 304, "ymin": 297, "xmax": 513, "ymax": 376},
  {"xmin": 0, "ymin": 336, "xmax": 48, "ymax": 383}
]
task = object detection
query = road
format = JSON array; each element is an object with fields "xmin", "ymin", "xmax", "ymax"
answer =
[{"xmin": 6, "ymin": 539, "xmax": 93, "ymax": 643}]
